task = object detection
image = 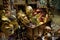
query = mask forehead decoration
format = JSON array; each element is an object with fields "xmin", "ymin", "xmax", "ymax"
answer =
[{"xmin": 1, "ymin": 22, "xmax": 15, "ymax": 36}]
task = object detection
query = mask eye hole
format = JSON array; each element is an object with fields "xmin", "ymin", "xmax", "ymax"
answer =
[{"xmin": 9, "ymin": 29, "xmax": 12, "ymax": 31}]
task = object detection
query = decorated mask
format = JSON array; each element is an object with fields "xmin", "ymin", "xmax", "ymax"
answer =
[
  {"xmin": 1, "ymin": 16, "xmax": 18, "ymax": 37},
  {"xmin": 17, "ymin": 10, "xmax": 30, "ymax": 26},
  {"xmin": 26, "ymin": 6, "xmax": 33, "ymax": 18},
  {"xmin": 1, "ymin": 22, "xmax": 14, "ymax": 36}
]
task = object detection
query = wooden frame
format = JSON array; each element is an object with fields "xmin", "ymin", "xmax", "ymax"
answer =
[
  {"xmin": 14, "ymin": 0, "xmax": 26, "ymax": 5},
  {"xmin": 27, "ymin": 0, "xmax": 37, "ymax": 4}
]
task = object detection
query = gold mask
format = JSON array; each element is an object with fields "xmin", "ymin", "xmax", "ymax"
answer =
[{"xmin": 1, "ymin": 22, "xmax": 14, "ymax": 36}]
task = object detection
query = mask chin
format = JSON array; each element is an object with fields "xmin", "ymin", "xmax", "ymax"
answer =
[{"xmin": 47, "ymin": 33, "xmax": 51, "ymax": 37}]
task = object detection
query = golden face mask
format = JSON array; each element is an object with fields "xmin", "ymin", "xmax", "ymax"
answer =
[
  {"xmin": 26, "ymin": 6, "xmax": 33, "ymax": 16},
  {"xmin": 1, "ymin": 22, "xmax": 14, "ymax": 36},
  {"xmin": 17, "ymin": 10, "xmax": 30, "ymax": 26}
]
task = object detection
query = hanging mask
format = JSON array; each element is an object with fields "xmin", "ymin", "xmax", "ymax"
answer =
[{"xmin": 1, "ymin": 22, "xmax": 14, "ymax": 36}]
